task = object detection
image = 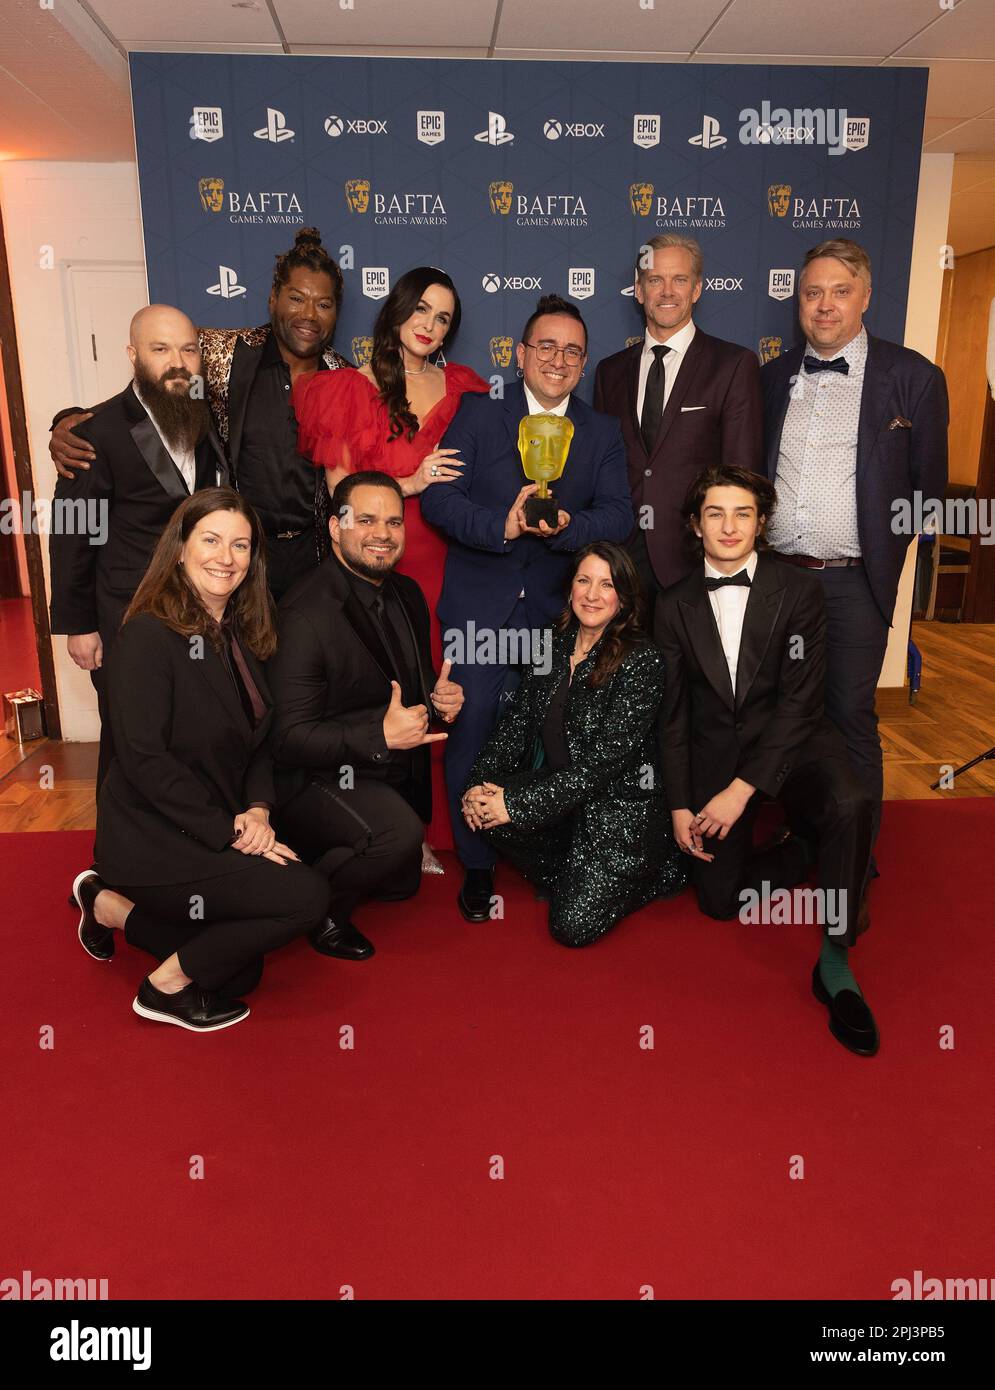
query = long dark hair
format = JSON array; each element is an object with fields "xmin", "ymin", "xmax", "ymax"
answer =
[
  {"xmin": 124, "ymin": 487, "xmax": 277, "ymax": 660},
  {"xmin": 370, "ymin": 267, "xmax": 461, "ymax": 442},
  {"xmin": 556, "ymin": 542, "xmax": 647, "ymax": 688}
]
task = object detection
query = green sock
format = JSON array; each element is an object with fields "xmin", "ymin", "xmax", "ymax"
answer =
[{"xmin": 818, "ymin": 938, "xmax": 861, "ymax": 998}]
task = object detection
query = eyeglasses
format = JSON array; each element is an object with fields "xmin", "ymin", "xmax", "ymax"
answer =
[{"xmin": 523, "ymin": 340, "xmax": 586, "ymax": 367}]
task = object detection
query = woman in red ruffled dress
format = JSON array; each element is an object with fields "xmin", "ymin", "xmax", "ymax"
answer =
[{"xmin": 292, "ymin": 266, "xmax": 488, "ymax": 868}]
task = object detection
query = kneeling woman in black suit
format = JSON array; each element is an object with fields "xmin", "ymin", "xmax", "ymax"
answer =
[
  {"xmin": 461, "ymin": 542, "xmax": 687, "ymax": 947},
  {"xmin": 73, "ymin": 487, "xmax": 328, "ymax": 1032}
]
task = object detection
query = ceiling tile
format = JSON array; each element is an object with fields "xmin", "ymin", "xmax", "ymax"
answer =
[
  {"xmin": 947, "ymin": 189, "xmax": 995, "ymax": 254},
  {"xmin": 925, "ymin": 115, "xmax": 995, "ymax": 154},
  {"xmin": 688, "ymin": 53, "xmax": 886, "ymax": 66},
  {"xmin": 86, "ymin": 0, "xmax": 280, "ymax": 46},
  {"xmin": 274, "ymin": 0, "xmax": 495, "ymax": 48},
  {"xmin": 951, "ymin": 156, "xmax": 995, "ymax": 191},
  {"xmin": 699, "ymin": 0, "xmax": 943, "ymax": 58},
  {"xmin": 496, "ymin": 0, "xmax": 726, "ymax": 51},
  {"xmin": 896, "ymin": 0, "xmax": 995, "ymax": 61},
  {"xmin": 886, "ymin": 58, "xmax": 995, "ymax": 119}
]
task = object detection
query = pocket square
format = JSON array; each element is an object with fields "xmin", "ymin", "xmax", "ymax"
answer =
[
  {"xmin": 888, "ymin": 416, "xmax": 912, "ymax": 430},
  {"xmin": 681, "ymin": 405, "xmax": 706, "ymax": 412}
]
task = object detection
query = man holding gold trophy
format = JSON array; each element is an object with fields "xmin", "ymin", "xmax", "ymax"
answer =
[{"xmin": 421, "ymin": 295, "xmax": 634, "ymax": 921}]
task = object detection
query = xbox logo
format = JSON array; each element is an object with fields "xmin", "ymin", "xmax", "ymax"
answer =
[
  {"xmin": 543, "ymin": 119, "xmax": 563, "ymax": 140},
  {"xmin": 757, "ymin": 124, "xmax": 773, "ymax": 144},
  {"xmin": 324, "ymin": 115, "xmax": 344, "ymax": 138},
  {"xmin": 481, "ymin": 272, "xmax": 501, "ymax": 293}
]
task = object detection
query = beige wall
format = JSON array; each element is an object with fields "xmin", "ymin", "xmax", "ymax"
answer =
[{"xmin": 0, "ymin": 161, "xmax": 145, "ymax": 740}]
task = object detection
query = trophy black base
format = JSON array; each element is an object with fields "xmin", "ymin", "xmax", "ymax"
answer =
[{"xmin": 524, "ymin": 494, "xmax": 559, "ymax": 529}]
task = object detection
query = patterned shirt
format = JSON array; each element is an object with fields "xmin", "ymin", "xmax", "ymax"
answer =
[{"xmin": 767, "ymin": 327, "xmax": 867, "ymax": 558}]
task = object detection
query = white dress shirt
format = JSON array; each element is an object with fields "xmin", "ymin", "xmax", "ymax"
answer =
[
  {"xmin": 133, "ymin": 382, "xmax": 197, "ymax": 494},
  {"xmin": 523, "ymin": 385, "xmax": 570, "ymax": 417},
  {"xmin": 704, "ymin": 549, "xmax": 758, "ymax": 691},
  {"xmin": 636, "ymin": 320, "xmax": 696, "ymax": 422}
]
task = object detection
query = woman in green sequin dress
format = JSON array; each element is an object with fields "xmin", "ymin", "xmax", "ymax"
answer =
[{"xmin": 461, "ymin": 542, "xmax": 687, "ymax": 946}]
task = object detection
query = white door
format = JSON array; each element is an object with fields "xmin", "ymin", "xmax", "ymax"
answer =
[{"xmin": 63, "ymin": 263, "xmax": 147, "ymax": 407}]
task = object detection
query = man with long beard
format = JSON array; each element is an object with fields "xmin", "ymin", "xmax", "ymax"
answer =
[
  {"xmin": 49, "ymin": 303, "xmax": 229, "ymax": 790},
  {"xmin": 49, "ymin": 228, "xmax": 350, "ymax": 600}
]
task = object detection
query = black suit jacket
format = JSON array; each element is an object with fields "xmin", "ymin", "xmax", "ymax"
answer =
[
  {"xmin": 760, "ymin": 332, "xmax": 949, "ymax": 624},
  {"xmin": 95, "ymin": 614, "xmax": 275, "ymax": 886},
  {"xmin": 594, "ymin": 329, "xmax": 763, "ymax": 588},
  {"xmin": 654, "ymin": 551, "xmax": 844, "ymax": 810},
  {"xmin": 268, "ymin": 557, "xmax": 437, "ymax": 820},
  {"xmin": 49, "ymin": 382, "xmax": 229, "ymax": 648}
]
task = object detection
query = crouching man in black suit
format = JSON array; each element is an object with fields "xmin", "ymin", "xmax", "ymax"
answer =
[
  {"xmin": 655, "ymin": 465, "xmax": 878, "ymax": 1056},
  {"xmin": 268, "ymin": 470, "xmax": 464, "ymax": 960}
]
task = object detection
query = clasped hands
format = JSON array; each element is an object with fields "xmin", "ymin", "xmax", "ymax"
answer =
[
  {"xmin": 462, "ymin": 783, "xmax": 510, "ymax": 831},
  {"xmin": 383, "ymin": 659, "xmax": 464, "ymax": 750},
  {"xmin": 231, "ymin": 807, "xmax": 299, "ymax": 866},
  {"xmin": 672, "ymin": 778, "xmax": 755, "ymax": 863}
]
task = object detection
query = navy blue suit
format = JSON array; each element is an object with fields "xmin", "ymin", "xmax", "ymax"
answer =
[
  {"xmin": 761, "ymin": 331, "xmax": 948, "ymax": 841},
  {"xmin": 421, "ymin": 381, "xmax": 633, "ymax": 867}
]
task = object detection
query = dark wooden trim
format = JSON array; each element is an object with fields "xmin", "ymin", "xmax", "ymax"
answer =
[
  {"xmin": 0, "ymin": 197, "xmax": 61, "ymax": 736},
  {"xmin": 964, "ymin": 392, "xmax": 995, "ymax": 623}
]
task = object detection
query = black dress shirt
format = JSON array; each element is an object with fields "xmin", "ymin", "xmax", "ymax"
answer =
[
  {"xmin": 541, "ymin": 670, "xmax": 572, "ymax": 772},
  {"xmin": 237, "ymin": 333, "xmax": 327, "ymax": 538}
]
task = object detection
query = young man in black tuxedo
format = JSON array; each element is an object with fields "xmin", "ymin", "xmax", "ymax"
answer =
[
  {"xmin": 655, "ymin": 465, "xmax": 878, "ymax": 1056},
  {"xmin": 49, "ymin": 304, "xmax": 229, "ymax": 789},
  {"xmin": 268, "ymin": 471, "xmax": 464, "ymax": 960}
]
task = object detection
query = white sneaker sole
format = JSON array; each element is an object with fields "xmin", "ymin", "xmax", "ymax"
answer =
[
  {"xmin": 132, "ymin": 997, "xmax": 249, "ymax": 1032},
  {"xmin": 73, "ymin": 869, "xmax": 112, "ymax": 961}
]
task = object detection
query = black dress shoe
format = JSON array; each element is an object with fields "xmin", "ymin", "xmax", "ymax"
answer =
[
  {"xmin": 458, "ymin": 867, "xmax": 495, "ymax": 923},
  {"xmin": 133, "ymin": 977, "xmax": 248, "ymax": 1032},
  {"xmin": 811, "ymin": 964, "xmax": 879, "ymax": 1057},
  {"xmin": 73, "ymin": 870, "xmax": 115, "ymax": 962},
  {"xmin": 308, "ymin": 918, "xmax": 375, "ymax": 960}
]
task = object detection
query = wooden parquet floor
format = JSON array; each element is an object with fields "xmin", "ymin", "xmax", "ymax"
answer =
[{"xmin": 1, "ymin": 621, "xmax": 993, "ymax": 834}]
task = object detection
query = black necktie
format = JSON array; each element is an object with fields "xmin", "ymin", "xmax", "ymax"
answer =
[
  {"xmin": 639, "ymin": 344, "xmax": 671, "ymax": 455},
  {"xmin": 371, "ymin": 590, "xmax": 416, "ymax": 703},
  {"xmin": 705, "ymin": 571, "xmax": 752, "ymax": 591},
  {"xmin": 803, "ymin": 354, "xmax": 849, "ymax": 376}
]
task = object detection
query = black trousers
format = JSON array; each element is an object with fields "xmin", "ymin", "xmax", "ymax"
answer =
[
  {"xmin": 265, "ymin": 530, "xmax": 319, "ymax": 603},
  {"xmin": 804, "ymin": 565, "xmax": 890, "ymax": 845},
  {"xmin": 626, "ymin": 527, "xmax": 663, "ymax": 611},
  {"xmin": 691, "ymin": 753, "xmax": 873, "ymax": 948},
  {"xmin": 273, "ymin": 775, "xmax": 423, "ymax": 924},
  {"xmin": 116, "ymin": 857, "xmax": 329, "ymax": 997}
]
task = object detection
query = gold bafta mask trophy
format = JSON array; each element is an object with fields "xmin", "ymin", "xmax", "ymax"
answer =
[{"xmin": 518, "ymin": 414, "xmax": 574, "ymax": 529}]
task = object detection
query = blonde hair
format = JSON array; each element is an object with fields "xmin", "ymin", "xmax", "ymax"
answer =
[
  {"xmin": 635, "ymin": 234, "xmax": 703, "ymax": 284},
  {"xmin": 802, "ymin": 239, "xmax": 872, "ymax": 288}
]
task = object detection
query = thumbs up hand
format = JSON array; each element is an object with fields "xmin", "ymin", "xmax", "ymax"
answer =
[{"xmin": 430, "ymin": 658, "xmax": 464, "ymax": 725}]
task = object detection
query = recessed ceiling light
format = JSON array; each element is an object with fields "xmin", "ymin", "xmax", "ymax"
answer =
[{"xmin": 231, "ymin": 2, "xmax": 260, "ymax": 10}]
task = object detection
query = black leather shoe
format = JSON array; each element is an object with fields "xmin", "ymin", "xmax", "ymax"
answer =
[
  {"xmin": 308, "ymin": 918, "xmax": 375, "ymax": 960},
  {"xmin": 458, "ymin": 867, "xmax": 495, "ymax": 923},
  {"xmin": 811, "ymin": 963, "xmax": 879, "ymax": 1057},
  {"xmin": 133, "ymin": 977, "xmax": 248, "ymax": 1031},
  {"xmin": 73, "ymin": 870, "xmax": 115, "ymax": 961}
]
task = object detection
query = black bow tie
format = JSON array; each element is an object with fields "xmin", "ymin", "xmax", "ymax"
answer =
[
  {"xmin": 705, "ymin": 571, "xmax": 752, "ymax": 591},
  {"xmin": 803, "ymin": 354, "xmax": 849, "ymax": 375}
]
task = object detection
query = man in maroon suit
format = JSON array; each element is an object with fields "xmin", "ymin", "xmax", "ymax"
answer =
[{"xmin": 593, "ymin": 234, "xmax": 763, "ymax": 600}]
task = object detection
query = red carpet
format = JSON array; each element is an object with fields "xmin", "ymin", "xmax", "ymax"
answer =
[{"xmin": 2, "ymin": 799, "xmax": 992, "ymax": 1300}]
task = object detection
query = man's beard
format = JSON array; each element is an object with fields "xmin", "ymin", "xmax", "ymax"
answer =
[
  {"xmin": 134, "ymin": 361, "xmax": 211, "ymax": 451},
  {"xmin": 338, "ymin": 538, "xmax": 401, "ymax": 582}
]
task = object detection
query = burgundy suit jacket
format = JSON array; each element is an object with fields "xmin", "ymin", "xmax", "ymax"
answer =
[{"xmin": 593, "ymin": 328, "xmax": 763, "ymax": 589}]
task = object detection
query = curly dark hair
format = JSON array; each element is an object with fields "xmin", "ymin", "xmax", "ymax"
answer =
[
  {"xmin": 681, "ymin": 464, "xmax": 778, "ymax": 560},
  {"xmin": 271, "ymin": 226, "xmax": 344, "ymax": 310},
  {"xmin": 556, "ymin": 542, "xmax": 647, "ymax": 688},
  {"xmin": 369, "ymin": 266, "xmax": 462, "ymax": 443},
  {"xmin": 124, "ymin": 487, "xmax": 276, "ymax": 660}
]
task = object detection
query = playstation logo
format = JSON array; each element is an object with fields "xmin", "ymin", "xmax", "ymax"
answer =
[
  {"xmin": 475, "ymin": 111, "xmax": 514, "ymax": 145},
  {"xmin": 207, "ymin": 266, "xmax": 246, "ymax": 299},
  {"xmin": 689, "ymin": 115, "xmax": 726, "ymax": 150},
  {"xmin": 253, "ymin": 108, "xmax": 294, "ymax": 143}
]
